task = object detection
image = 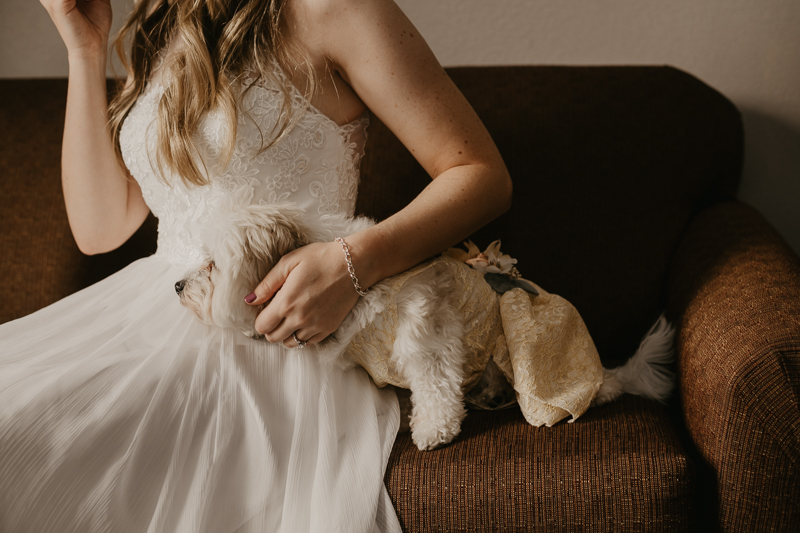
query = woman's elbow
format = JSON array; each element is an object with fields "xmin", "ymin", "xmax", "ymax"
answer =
[
  {"xmin": 74, "ymin": 237, "xmax": 111, "ymax": 256},
  {"xmin": 72, "ymin": 230, "xmax": 127, "ymax": 256}
]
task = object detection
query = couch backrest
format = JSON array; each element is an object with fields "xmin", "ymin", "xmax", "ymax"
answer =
[
  {"xmin": 1, "ymin": 68, "xmax": 743, "ymax": 363},
  {"xmin": 0, "ymin": 79, "xmax": 158, "ymax": 324},
  {"xmin": 357, "ymin": 66, "xmax": 743, "ymax": 363}
]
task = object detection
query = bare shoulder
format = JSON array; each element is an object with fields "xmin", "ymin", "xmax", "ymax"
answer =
[
  {"xmin": 285, "ymin": 0, "xmax": 402, "ymax": 57},
  {"xmin": 287, "ymin": 0, "xmax": 506, "ymax": 181},
  {"xmin": 286, "ymin": 0, "xmax": 373, "ymax": 24}
]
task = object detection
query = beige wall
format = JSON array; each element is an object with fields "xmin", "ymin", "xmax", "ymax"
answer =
[
  {"xmin": 0, "ymin": 0, "xmax": 132, "ymax": 78},
  {"xmin": 2, "ymin": 0, "xmax": 799, "ymax": 253}
]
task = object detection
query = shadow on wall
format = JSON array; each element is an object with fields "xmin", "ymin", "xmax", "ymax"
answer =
[{"xmin": 738, "ymin": 107, "xmax": 800, "ymax": 255}]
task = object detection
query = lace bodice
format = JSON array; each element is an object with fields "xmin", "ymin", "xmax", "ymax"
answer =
[{"xmin": 120, "ymin": 67, "xmax": 368, "ymax": 266}]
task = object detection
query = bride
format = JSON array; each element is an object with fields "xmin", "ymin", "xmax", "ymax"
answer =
[{"xmin": 0, "ymin": 0, "xmax": 511, "ymax": 530}]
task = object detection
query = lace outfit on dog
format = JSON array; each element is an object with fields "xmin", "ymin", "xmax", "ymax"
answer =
[
  {"xmin": 0, "ymin": 63, "xmax": 400, "ymax": 532},
  {"xmin": 344, "ymin": 255, "xmax": 605, "ymax": 427}
]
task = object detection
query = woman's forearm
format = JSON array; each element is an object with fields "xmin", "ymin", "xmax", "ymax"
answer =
[
  {"xmin": 349, "ymin": 162, "xmax": 513, "ymax": 289},
  {"xmin": 62, "ymin": 54, "xmax": 149, "ymax": 255}
]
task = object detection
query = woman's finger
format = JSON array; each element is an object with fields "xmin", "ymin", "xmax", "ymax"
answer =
[
  {"xmin": 281, "ymin": 331, "xmax": 329, "ymax": 349},
  {"xmin": 304, "ymin": 332, "xmax": 329, "ymax": 346},
  {"xmin": 262, "ymin": 306, "xmax": 304, "ymax": 344},
  {"xmin": 282, "ymin": 330, "xmax": 311, "ymax": 349},
  {"xmin": 245, "ymin": 254, "xmax": 296, "ymax": 306},
  {"xmin": 40, "ymin": 0, "xmax": 113, "ymax": 56},
  {"xmin": 253, "ymin": 273, "xmax": 298, "ymax": 340}
]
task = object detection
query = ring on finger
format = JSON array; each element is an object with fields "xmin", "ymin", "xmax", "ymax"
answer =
[{"xmin": 292, "ymin": 332, "xmax": 307, "ymax": 349}]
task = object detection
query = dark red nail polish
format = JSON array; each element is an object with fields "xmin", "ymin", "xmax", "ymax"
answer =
[{"xmin": 244, "ymin": 293, "xmax": 256, "ymax": 304}]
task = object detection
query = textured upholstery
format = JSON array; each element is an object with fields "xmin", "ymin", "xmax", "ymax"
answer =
[
  {"xmin": 2, "ymin": 67, "xmax": 797, "ymax": 531},
  {"xmin": 0, "ymin": 79, "xmax": 157, "ymax": 325},
  {"xmin": 668, "ymin": 201, "xmax": 800, "ymax": 531},
  {"xmin": 386, "ymin": 397, "xmax": 695, "ymax": 532}
]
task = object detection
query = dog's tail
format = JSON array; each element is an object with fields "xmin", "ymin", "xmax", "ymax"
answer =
[{"xmin": 594, "ymin": 314, "xmax": 675, "ymax": 406}]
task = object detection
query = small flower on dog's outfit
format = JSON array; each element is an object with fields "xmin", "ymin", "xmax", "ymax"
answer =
[
  {"xmin": 465, "ymin": 252, "xmax": 490, "ymax": 270},
  {"xmin": 482, "ymin": 240, "xmax": 518, "ymax": 276},
  {"xmin": 444, "ymin": 240, "xmax": 482, "ymax": 263},
  {"xmin": 446, "ymin": 240, "xmax": 519, "ymax": 277}
]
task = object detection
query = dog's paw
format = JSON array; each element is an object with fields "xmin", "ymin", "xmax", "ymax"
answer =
[
  {"xmin": 409, "ymin": 406, "xmax": 466, "ymax": 451},
  {"xmin": 410, "ymin": 420, "xmax": 461, "ymax": 451}
]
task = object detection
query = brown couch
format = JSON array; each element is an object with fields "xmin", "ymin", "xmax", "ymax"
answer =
[{"xmin": 2, "ymin": 67, "xmax": 798, "ymax": 532}]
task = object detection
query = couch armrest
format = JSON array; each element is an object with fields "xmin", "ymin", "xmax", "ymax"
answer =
[{"xmin": 667, "ymin": 201, "xmax": 800, "ymax": 531}]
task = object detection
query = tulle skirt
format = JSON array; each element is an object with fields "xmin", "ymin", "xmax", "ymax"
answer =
[{"xmin": 0, "ymin": 256, "xmax": 400, "ymax": 532}]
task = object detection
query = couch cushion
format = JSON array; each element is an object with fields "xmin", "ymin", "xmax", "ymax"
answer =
[
  {"xmin": 386, "ymin": 396, "xmax": 694, "ymax": 532},
  {"xmin": 358, "ymin": 66, "xmax": 743, "ymax": 365}
]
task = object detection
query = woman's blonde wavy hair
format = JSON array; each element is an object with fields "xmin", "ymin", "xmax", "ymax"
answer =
[{"xmin": 108, "ymin": 0, "xmax": 317, "ymax": 187}]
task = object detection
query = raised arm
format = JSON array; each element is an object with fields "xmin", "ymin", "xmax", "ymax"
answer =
[
  {"xmin": 249, "ymin": 0, "xmax": 512, "ymax": 346},
  {"xmin": 40, "ymin": 0, "xmax": 150, "ymax": 255}
]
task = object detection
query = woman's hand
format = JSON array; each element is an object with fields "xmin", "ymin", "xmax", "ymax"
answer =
[
  {"xmin": 245, "ymin": 241, "xmax": 363, "ymax": 348},
  {"xmin": 40, "ymin": 0, "xmax": 112, "ymax": 59}
]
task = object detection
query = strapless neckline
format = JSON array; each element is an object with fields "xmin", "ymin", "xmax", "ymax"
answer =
[{"xmin": 120, "ymin": 63, "xmax": 370, "ymax": 266}]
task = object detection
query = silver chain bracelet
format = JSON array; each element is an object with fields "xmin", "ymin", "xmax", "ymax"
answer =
[{"xmin": 334, "ymin": 237, "xmax": 369, "ymax": 297}]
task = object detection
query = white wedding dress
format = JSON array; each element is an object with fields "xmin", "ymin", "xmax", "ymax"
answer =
[{"xmin": 0, "ymin": 65, "xmax": 401, "ymax": 533}]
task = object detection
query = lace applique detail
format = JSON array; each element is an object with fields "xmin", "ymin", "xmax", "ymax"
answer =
[
  {"xmin": 119, "ymin": 65, "xmax": 369, "ymax": 266},
  {"xmin": 310, "ymin": 135, "xmax": 365, "ymax": 216},
  {"xmin": 495, "ymin": 286, "xmax": 604, "ymax": 427},
  {"xmin": 265, "ymin": 61, "xmax": 368, "ymax": 217}
]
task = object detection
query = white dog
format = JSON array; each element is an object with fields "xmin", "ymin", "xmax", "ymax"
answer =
[{"xmin": 176, "ymin": 202, "xmax": 674, "ymax": 450}]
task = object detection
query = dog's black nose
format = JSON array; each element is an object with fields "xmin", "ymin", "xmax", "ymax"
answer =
[{"xmin": 175, "ymin": 280, "xmax": 186, "ymax": 295}]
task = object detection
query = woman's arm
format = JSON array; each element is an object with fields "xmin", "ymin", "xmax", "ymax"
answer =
[
  {"xmin": 319, "ymin": 0, "xmax": 513, "ymax": 282},
  {"xmin": 40, "ymin": 0, "xmax": 150, "ymax": 255},
  {"xmin": 248, "ymin": 0, "xmax": 512, "ymax": 346}
]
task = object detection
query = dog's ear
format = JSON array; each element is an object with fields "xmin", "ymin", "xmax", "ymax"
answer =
[
  {"xmin": 231, "ymin": 203, "xmax": 311, "ymax": 282},
  {"xmin": 243, "ymin": 209, "xmax": 310, "ymax": 282}
]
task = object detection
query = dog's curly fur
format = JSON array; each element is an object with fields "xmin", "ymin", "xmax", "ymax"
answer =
[{"xmin": 177, "ymin": 203, "xmax": 675, "ymax": 450}]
